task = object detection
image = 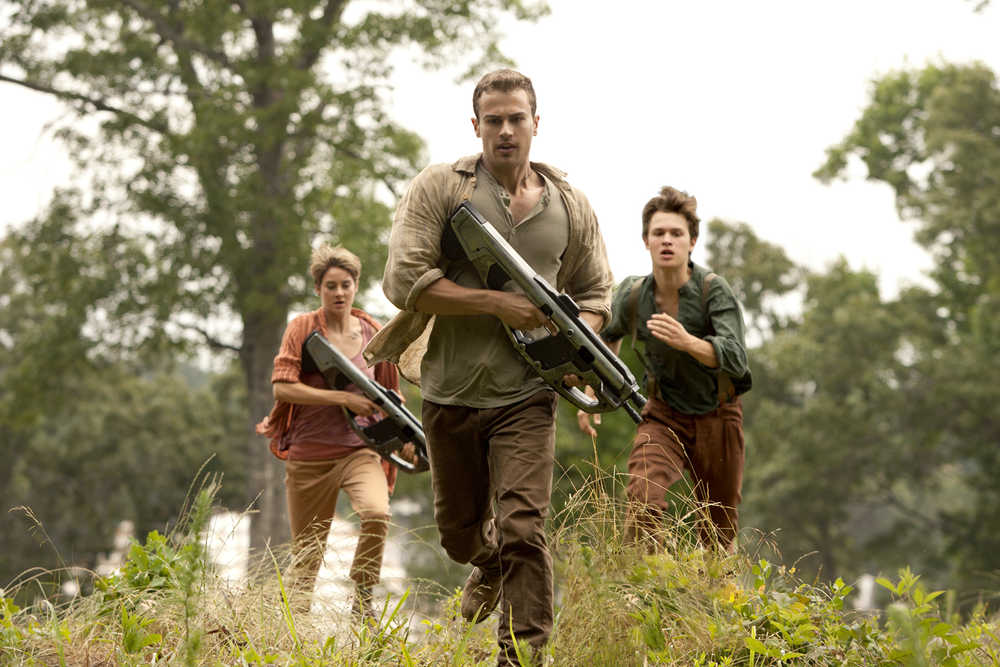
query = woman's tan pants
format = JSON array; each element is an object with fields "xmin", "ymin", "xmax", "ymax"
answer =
[{"xmin": 284, "ymin": 447, "xmax": 390, "ymax": 608}]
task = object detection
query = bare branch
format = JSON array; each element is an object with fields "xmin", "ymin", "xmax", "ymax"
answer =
[
  {"xmin": 176, "ymin": 322, "xmax": 242, "ymax": 352},
  {"xmin": 0, "ymin": 73, "xmax": 169, "ymax": 134},
  {"xmin": 121, "ymin": 0, "xmax": 232, "ymax": 69},
  {"xmin": 329, "ymin": 141, "xmax": 399, "ymax": 198}
]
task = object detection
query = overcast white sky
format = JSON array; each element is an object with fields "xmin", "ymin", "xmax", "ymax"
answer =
[
  {"xmin": 2, "ymin": 0, "xmax": 999, "ymax": 301},
  {"xmin": 390, "ymin": 0, "xmax": 1000, "ymax": 298}
]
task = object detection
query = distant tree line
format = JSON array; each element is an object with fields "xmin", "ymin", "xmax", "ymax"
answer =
[{"xmin": 1, "ymin": 0, "xmax": 997, "ymax": 611}]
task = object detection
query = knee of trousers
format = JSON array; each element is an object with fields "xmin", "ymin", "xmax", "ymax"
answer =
[
  {"xmin": 357, "ymin": 512, "xmax": 390, "ymax": 536},
  {"xmin": 626, "ymin": 475, "xmax": 673, "ymax": 510},
  {"xmin": 439, "ymin": 522, "xmax": 496, "ymax": 565},
  {"xmin": 357, "ymin": 511, "xmax": 390, "ymax": 524},
  {"xmin": 496, "ymin": 508, "xmax": 547, "ymax": 554},
  {"xmin": 354, "ymin": 490, "xmax": 391, "ymax": 518}
]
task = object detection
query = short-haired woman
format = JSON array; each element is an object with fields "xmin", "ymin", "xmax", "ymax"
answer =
[{"xmin": 258, "ymin": 245, "xmax": 402, "ymax": 620}]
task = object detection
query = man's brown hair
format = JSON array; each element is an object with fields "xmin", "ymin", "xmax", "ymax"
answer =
[
  {"xmin": 641, "ymin": 186, "xmax": 700, "ymax": 239},
  {"xmin": 472, "ymin": 69, "xmax": 537, "ymax": 119},
  {"xmin": 310, "ymin": 244, "xmax": 361, "ymax": 287}
]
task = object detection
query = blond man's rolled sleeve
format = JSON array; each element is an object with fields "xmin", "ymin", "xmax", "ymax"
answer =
[{"xmin": 564, "ymin": 192, "xmax": 614, "ymax": 326}]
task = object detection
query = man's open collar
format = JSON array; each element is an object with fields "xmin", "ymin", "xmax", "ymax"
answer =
[
  {"xmin": 450, "ymin": 153, "xmax": 568, "ymax": 183},
  {"xmin": 451, "ymin": 154, "xmax": 480, "ymax": 174}
]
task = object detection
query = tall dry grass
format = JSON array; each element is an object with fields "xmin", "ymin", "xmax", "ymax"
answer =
[{"xmin": 2, "ymin": 465, "xmax": 999, "ymax": 665}]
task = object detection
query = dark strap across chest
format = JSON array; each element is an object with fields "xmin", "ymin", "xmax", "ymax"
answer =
[{"xmin": 625, "ymin": 273, "xmax": 735, "ymax": 404}]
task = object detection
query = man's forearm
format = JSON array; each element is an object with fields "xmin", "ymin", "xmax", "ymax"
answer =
[
  {"xmin": 686, "ymin": 338, "xmax": 719, "ymax": 368},
  {"xmin": 413, "ymin": 277, "xmax": 498, "ymax": 316},
  {"xmin": 580, "ymin": 310, "xmax": 605, "ymax": 333},
  {"xmin": 415, "ymin": 277, "xmax": 553, "ymax": 331}
]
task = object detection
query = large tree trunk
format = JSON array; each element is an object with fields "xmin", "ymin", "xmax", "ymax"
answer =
[{"xmin": 242, "ymin": 310, "xmax": 290, "ymax": 562}]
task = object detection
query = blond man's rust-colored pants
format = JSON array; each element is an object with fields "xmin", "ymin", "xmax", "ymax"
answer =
[
  {"xmin": 626, "ymin": 396, "xmax": 745, "ymax": 552},
  {"xmin": 422, "ymin": 390, "xmax": 558, "ymax": 664},
  {"xmin": 284, "ymin": 447, "xmax": 390, "ymax": 608}
]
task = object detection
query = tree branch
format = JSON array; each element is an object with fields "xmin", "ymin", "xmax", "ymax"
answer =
[
  {"xmin": 331, "ymin": 142, "xmax": 400, "ymax": 198},
  {"xmin": 295, "ymin": 0, "xmax": 347, "ymax": 70},
  {"xmin": 883, "ymin": 489, "xmax": 948, "ymax": 534},
  {"xmin": 120, "ymin": 0, "xmax": 232, "ymax": 69},
  {"xmin": 176, "ymin": 322, "xmax": 242, "ymax": 353},
  {"xmin": 0, "ymin": 74, "xmax": 169, "ymax": 134}
]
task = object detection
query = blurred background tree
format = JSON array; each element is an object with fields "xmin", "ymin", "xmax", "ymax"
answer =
[
  {"xmin": 0, "ymin": 0, "xmax": 549, "ymax": 567},
  {"xmin": 812, "ymin": 61, "xmax": 1000, "ymax": 602},
  {"xmin": 2, "ymin": 3, "xmax": 999, "ymax": 617}
]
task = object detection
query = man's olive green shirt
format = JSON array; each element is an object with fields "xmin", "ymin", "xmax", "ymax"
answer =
[{"xmin": 601, "ymin": 264, "xmax": 750, "ymax": 415}]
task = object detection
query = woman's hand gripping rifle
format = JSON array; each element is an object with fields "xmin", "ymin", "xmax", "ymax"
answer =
[{"xmin": 303, "ymin": 331, "xmax": 430, "ymax": 473}]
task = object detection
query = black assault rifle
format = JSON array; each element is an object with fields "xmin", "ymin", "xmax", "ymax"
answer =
[
  {"xmin": 441, "ymin": 202, "xmax": 646, "ymax": 423},
  {"xmin": 303, "ymin": 331, "xmax": 429, "ymax": 473}
]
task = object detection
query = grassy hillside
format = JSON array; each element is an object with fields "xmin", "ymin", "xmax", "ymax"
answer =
[{"xmin": 2, "ymin": 475, "xmax": 998, "ymax": 666}]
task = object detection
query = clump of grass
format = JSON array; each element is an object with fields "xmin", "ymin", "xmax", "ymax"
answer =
[
  {"xmin": 546, "ymin": 461, "xmax": 1000, "ymax": 665},
  {"xmin": 547, "ymin": 462, "xmax": 752, "ymax": 665},
  {"xmin": 3, "ymin": 463, "xmax": 1000, "ymax": 665}
]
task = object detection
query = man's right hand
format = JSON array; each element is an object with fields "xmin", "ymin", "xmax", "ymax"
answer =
[
  {"xmin": 576, "ymin": 385, "xmax": 601, "ymax": 437},
  {"xmin": 492, "ymin": 291, "xmax": 551, "ymax": 331}
]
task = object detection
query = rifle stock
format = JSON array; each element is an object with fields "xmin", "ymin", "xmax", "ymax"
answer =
[
  {"xmin": 442, "ymin": 202, "xmax": 646, "ymax": 423},
  {"xmin": 303, "ymin": 331, "xmax": 430, "ymax": 473}
]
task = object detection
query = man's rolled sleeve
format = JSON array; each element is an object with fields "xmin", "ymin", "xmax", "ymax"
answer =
[
  {"xmin": 704, "ymin": 278, "xmax": 750, "ymax": 378},
  {"xmin": 382, "ymin": 165, "xmax": 453, "ymax": 311},
  {"xmin": 564, "ymin": 196, "xmax": 614, "ymax": 326}
]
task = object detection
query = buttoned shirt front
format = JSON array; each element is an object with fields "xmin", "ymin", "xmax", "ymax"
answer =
[
  {"xmin": 366, "ymin": 154, "xmax": 613, "ymax": 395},
  {"xmin": 601, "ymin": 264, "xmax": 750, "ymax": 415}
]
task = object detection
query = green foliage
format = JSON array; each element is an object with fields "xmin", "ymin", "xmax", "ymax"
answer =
[
  {"xmin": 815, "ymin": 62, "xmax": 1000, "ymax": 309},
  {"xmin": 810, "ymin": 60, "xmax": 1000, "ymax": 599},
  {"xmin": 0, "ymin": 358, "xmax": 246, "ymax": 594},
  {"xmin": 2, "ymin": 474, "xmax": 1000, "ymax": 665},
  {"xmin": 703, "ymin": 218, "xmax": 805, "ymax": 339},
  {"xmin": 119, "ymin": 606, "xmax": 162, "ymax": 656},
  {"xmin": 740, "ymin": 261, "xmax": 923, "ymax": 579},
  {"xmin": 0, "ymin": 0, "xmax": 551, "ymax": 552},
  {"xmin": 94, "ymin": 478, "xmax": 218, "ymax": 664},
  {"xmin": 0, "ymin": 192, "xmax": 250, "ymax": 590}
]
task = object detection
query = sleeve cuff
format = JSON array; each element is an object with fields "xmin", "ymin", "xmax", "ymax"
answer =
[
  {"xmin": 577, "ymin": 301, "xmax": 612, "ymax": 327},
  {"xmin": 404, "ymin": 267, "xmax": 446, "ymax": 311},
  {"xmin": 271, "ymin": 369, "xmax": 299, "ymax": 384},
  {"xmin": 701, "ymin": 336, "xmax": 726, "ymax": 374}
]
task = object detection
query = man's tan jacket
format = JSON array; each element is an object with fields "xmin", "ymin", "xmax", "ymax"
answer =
[{"xmin": 365, "ymin": 154, "xmax": 613, "ymax": 384}]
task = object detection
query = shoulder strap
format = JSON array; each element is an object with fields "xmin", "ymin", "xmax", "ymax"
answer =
[
  {"xmin": 626, "ymin": 276, "xmax": 644, "ymax": 343},
  {"xmin": 700, "ymin": 272, "xmax": 735, "ymax": 404},
  {"xmin": 701, "ymin": 272, "xmax": 717, "ymax": 334}
]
